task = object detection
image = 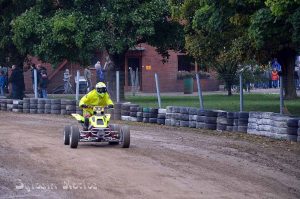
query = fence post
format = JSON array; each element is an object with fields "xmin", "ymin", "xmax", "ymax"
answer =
[
  {"xmin": 196, "ymin": 74, "xmax": 204, "ymax": 110},
  {"xmin": 280, "ymin": 76, "xmax": 284, "ymax": 114},
  {"xmin": 155, "ymin": 73, "xmax": 161, "ymax": 108},
  {"xmin": 116, "ymin": 71, "xmax": 120, "ymax": 103},
  {"xmin": 34, "ymin": 69, "xmax": 38, "ymax": 98},
  {"xmin": 239, "ymin": 73, "xmax": 244, "ymax": 112},
  {"xmin": 76, "ymin": 70, "xmax": 80, "ymax": 101}
]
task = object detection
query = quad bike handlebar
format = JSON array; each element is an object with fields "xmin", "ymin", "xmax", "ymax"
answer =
[{"xmin": 81, "ymin": 104, "xmax": 114, "ymax": 109}]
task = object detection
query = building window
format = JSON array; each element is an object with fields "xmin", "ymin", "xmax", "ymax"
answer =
[{"xmin": 178, "ymin": 55, "xmax": 195, "ymax": 71}]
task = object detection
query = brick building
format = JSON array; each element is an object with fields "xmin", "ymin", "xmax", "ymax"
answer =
[{"xmin": 21, "ymin": 43, "xmax": 219, "ymax": 94}]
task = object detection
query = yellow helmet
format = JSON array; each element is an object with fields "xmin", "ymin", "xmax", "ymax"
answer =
[{"xmin": 95, "ymin": 82, "xmax": 107, "ymax": 97}]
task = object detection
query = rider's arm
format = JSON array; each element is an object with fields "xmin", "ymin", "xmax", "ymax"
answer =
[{"xmin": 79, "ymin": 93, "xmax": 90, "ymax": 108}]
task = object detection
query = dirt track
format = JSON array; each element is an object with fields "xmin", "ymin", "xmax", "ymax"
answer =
[{"xmin": 0, "ymin": 112, "xmax": 300, "ymax": 199}]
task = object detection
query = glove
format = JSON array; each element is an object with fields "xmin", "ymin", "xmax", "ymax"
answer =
[
  {"xmin": 81, "ymin": 104, "xmax": 88, "ymax": 108},
  {"xmin": 107, "ymin": 104, "xmax": 114, "ymax": 109}
]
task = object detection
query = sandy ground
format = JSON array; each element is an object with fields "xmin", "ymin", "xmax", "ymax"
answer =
[{"xmin": 0, "ymin": 112, "xmax": 300, "ymax": 199}]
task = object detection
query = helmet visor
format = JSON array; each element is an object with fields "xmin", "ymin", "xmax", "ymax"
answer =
[{"xmin": 96, "ymin": 87, "xmax": 107, "ymax": 94}]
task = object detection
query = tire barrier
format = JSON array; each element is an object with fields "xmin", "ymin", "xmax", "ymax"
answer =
[{"xmin": 0, "ymin": 99, "xmax": 299, "ymax": 143}]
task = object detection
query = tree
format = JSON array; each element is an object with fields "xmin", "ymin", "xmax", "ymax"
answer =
[
  {"xmin": 0, "ymin": 0, "xmax": 35, "ymax": 67},
  {"xmin": 249, "ymin": 0, "xmax": 300, "ymax": 99},
  {"xmin": 10, "ymin": 0, "xmax": 184, "ymax": 98},
  {"xmin": 169, "ymin": 0, "xmax": 256, "ymax": 95}
]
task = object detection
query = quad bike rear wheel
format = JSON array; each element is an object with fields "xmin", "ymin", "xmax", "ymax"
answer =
[
  {"xmin": 70, "ymin": 126, "xmax": 80, "ymax": 148},
  {"xmin": 120, "ymin": 126, "xmax": 130, "ymax": 148},
  {"xmin": 64, "ymin": 125, "xmax": 71, "ymax": 145}
]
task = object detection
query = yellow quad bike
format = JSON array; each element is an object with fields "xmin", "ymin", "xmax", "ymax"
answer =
[{"xmin": 63, "ymin": 106, "xmax": 130, "ymax": 149}]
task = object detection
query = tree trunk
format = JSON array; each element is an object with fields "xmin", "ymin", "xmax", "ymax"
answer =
[
  {"xmin": 277, "ymin": 48, "xmax": 297, "ymax": 99},
  {"xmin": 226, "ymin": 82, "xmax": 232, "ymax": 96}
]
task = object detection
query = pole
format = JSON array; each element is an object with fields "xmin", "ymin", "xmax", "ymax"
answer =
[
  {"xmin": 76, "ymin": 70, "xmax": 80, "ymax": 101},
  {"xmin": 34, "ymin": 69, "xmax": 38, "ymax": 98},
  {"xmin": 116, "ymin": 71, "xmax": 120, "ymax": 103},
  {"xmin": 196, "ymin": 74, "xmax": 204, "ymax": 110},
  {"xmin": 280, "ymin": 76, "xmax": 284, "ymax": 114},
  {"xmin": 239, "ymin": 73, "xmax": 243, "ymax": 112},
  {"xmin": 154, "ymin": 73, "xmax": 161, "ymax": 108}
]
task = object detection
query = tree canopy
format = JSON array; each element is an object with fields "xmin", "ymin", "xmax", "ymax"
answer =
[{"xmin": 8, "ymin": 0, "xmax": 184, "ymax": 68}]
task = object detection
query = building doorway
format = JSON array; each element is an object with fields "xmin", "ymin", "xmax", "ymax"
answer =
[{"xmin": 127, "ymin": 57, "xmax": 142, "ymax": 90}]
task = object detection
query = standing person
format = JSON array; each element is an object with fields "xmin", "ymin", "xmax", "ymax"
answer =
[
  {"xmin": 84, "ymin": 67, "xmax": 92, "ymax": 92},
  {"xmin": 0, "ymin": 70, "xmax": 7, "ymax": 96},
  {"xmin": 9, "ymin": 65, "xmax": 25, "ymax": 99},
  {"xmin": 39, "ymin": 70, "xmax": 48, "ymax": 98},
  {"xmin": 95, "ymin": 61, "xmax": 105, "ymax": 83},
  {"xmin": 271, "ymin": 68, "xmax": 279, "ymax": 88},
  {"xmin": 63, "ymin": 69, "xmax": 72, "ymax": 94}
]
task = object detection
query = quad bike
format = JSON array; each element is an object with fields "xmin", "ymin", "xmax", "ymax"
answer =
[{"xmin": 63, "ymin": 106, "xmax": 130, "ymax": 148}]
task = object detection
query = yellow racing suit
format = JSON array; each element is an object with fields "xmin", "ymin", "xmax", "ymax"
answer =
[{"xmin": 79, "ymin": 89, "xmax": 113, "ymax": 116}]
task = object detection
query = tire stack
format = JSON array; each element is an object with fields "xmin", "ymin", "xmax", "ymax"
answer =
[
  {"xmin": 148, "ymin": 108, "xmax": 158, "ymax": 124},
  {"xmin": 63, "ymin": 100, "xmax": 76, "ymax": 115},
  {"xmin": 226, "ymin": 112, "xmax": 234, "ymax": 132},
  {"xmin": 237, "ymin": 112, "xmax": 249, "ymax": 133},
  {"xmin": 6, "ymin": 99, "xmax": 13, "ymax": 112},
  {"xmin": 37, "ymin": 98, "xmax": 46, "ymax": 114},
  {"xmin": 142, "ymin": 107, "xmax": 150, "ymax": 123},
  {"xmin": 216, "ymin": 111, "xmax": 227, "ymax": 131},
  {"xmin": 121, "ymin": 103, "xmax": 131, "ymax": 121},
  {"xmin": 188, "ymin": 108, "xmax": 197, "ymax": 128},
  {"xmin": 44, "ymin": 99, "xmax": 52, "ymax": 114},
  {"xmin": 12, "ymin": 100, "xmax": 22, "ymax": 113},
  {"xmin": 179, "ymin": 107, "xmax": 190, "ymax": 127},
  {"xmin": 204, "ymin": 110, "xmax": 218, "ymax": 130},
  {"xmin": 286, "ymin": 118, "xmax": 299, "ymax": 142},
  {"xmin": 29, "ymin": 98, "xmax": 38, "ymax": 114},
  {"xmin": 113, "ymin": 103, "xmax": 122, "ymax": 120},
  {"xmin": 270, "ymin": 113, "xmax": 290, "ymax": 140},
  {"xmin": 165, "ymin": 106, "xmax": 173, "ymax": 126},
  {"xmin": 232, "ymin": 112, "xmax": 239, "ymax": 132},
  {"xmin": 196, "ymin": 110, "xmax": 206, "ymax": 129},
  {"xmin": 157, "ymin": 108, "xmax": 166, "ymax": 125},
  {"xmin": 170, "ymin": 106, "xmax": 181, "ymax": 127},
  {"xmin": 0, "ymin": 98, "xmax": 7, "ymax": 111},
  {"xmin": 136, "ymin": 108, "xmax": 143, "ymax": 122},
  {"xmin": 75, "ymin": 102, "xmax": 83, "ymax": 115},
  {"xmin": 22, "ymin": 98, "xmax": 30, "ymax": 113},
  {"xmin": 129, "ymin": 104, "xmax": 140, "ymax": 122},
  {"xmin": 50, "ymin": 99, "xmax": 61, "ymax": 115}
]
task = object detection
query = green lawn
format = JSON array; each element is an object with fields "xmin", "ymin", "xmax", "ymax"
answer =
[{"xmin": 125, "ymin": 94, "xmax": 300, "ymax": 116}]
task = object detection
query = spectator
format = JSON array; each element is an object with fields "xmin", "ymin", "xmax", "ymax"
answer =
[
  {"xmin": 30, "ymin": 64, "xmax": 38, "ymax": 92},
  {"xmin": 272, "ymin": 58, "xmax": 282, "ymax": 72},
  {"xmin": 84, "ymin": 67, "xmax": 92, "ymax": 92},
  {"xmin": 39, "ymin": 70, "xmax": 48, "ymax": 98},
  {"xmin": 63, "ymin": 69, "xmax": 72, "ymax": 94},
  {"xmin": 271, "ymin": 68, "xmax": 279, "ymax": 88},
  {"xmin": 0, "ymin": 70, "xmax": 7, "ymax": 96},
  {"xmin": 95, "ymin": 61, "xmax": 105, "ymax": 82},
  {"xmin": 9, "ymin": 65, "xmax": 25, "ymax": 99}
]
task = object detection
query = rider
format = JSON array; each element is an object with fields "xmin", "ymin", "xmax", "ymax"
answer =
[{"xmin": 79, "ymin": 82, "xmax": 114, "ymax": 130}]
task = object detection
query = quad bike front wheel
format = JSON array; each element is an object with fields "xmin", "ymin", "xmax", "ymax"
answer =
[
  {"xmin": 70, "ymin": 126, "xmax": 80, "ymax": 148},
  {"xmin": 120, "ymin": 126, "xmax": 130, "ymax": 148},
  {"xmin": 64, "ymin": 125, "xmax": 71, "ymax": 145}
]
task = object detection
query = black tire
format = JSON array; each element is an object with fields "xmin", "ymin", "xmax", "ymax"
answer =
[
  {"xmin": 238, "ymin": 126, "xmax": 248, "ymax": 133},
  {"xmin": 173, "ymin": 106, "xmax": 181, "ymax": 113},
  {"xmin": 197, "ymin": 110, "xmax": 206, "ymax": 116},
  {"xmin": 136, "ymin": 112, "xmax": 143, "ymax": 117},
  {"xmin": 130, "ymin": 106, "xmax": 139, "ymax": 112},
  {"xmin": 109, "ymin": 124, "xmax": 121, "ymax": 145},
  {"xmin": 227, "ymin": 112, "xmax": 235, "ymax": 119},
  {"xmin": 51, "ymin": 104, "xmax": 61, "ymax": 110},
  {"xmin": 51, "ymin": 109, "xmax": 60, "ymax": 114},
  {"xmin": 238, "ymin": 119, "xmax": 248, "ymax": 126},
  {"xmin": 143, "ymin": 112, "xmax": 151, "ymax": 118},
  {"xmin": 66, "ymin": 105, "xmax": 76, "ymax": 111},
  {"xmin": 149, "ymin": 118, "xmax": 157, "ymax": 123},
  {"xmin": 149, "ymin": 108, "xmax": 158, "ymax": 114},
  {"xmin": 238, "ymin": 112, "xmax": 249, "ymax": 119},
  {"xmin": 121, "ymin": 110, "xmax": 130, "ymax": 116},
  {"xmin": 64, "ymin": 126, "xmax": 71, "ymax": 145},
  {"xmin": 217, "ymin": 124, "xmax": 227, "ymax": 131},
  {"xmin": 23, "ymin": 103, "xmax": 30, "ymax": 109},
  {"xmin": 130, "ymin": 112, "xmax": 137, "ymax": 117},
  {"xmin": 196, "ymin": 122, "xmax": 205, "ymax": 129},
  {"xmin": 217, "ymin": 112, "xmax": 227, "ymax": 117},
  {"xmin": 157, "ymin": 113, "xmax": 166, "ymax": 119},
  {"xmin": 30, "ymin": 109, "xmax": 37, "ymax": 114},
  {"xmin": 136, "ymin": 117, "xmax": 143, "ymax": 122},
  {"xmin": 227, "ymin": 118, "xmax": 234, "ymax": 125},
  {"xmin": 120, "ymin": 126, "xmax": 130, "ymax": 148},
  {"xmin": 287, "ymin": 127, "xmax": 298, "ymax": 135},
  {"xmin": 70, "ymin": 126, "xmax": 80, "ymax": 148},
  {"xmin": 189, "ymin": 108, "xmax": 198, "ymax": 115},
  {"xmin": 143, "ymin": 117, "xmax": 149, "ymax": 123},
  {"xmin": 287, "ymin": 118, "xmax": 299, "ymax": 128},
  {"xmin": 180, "ymin": 114, "xmax": 189, "ymax": 121},
  {"xmin": 37, "ymin": 109, "xmax": 44, "ymax": 114},
  {"xmin": 30, "ymin": 104, "xmax": 38, "ymax": 109},
  {"xmin": 180, "ymin": 107, "xmax": 189, "ymax": 114},
  {"xmin": 287, "ymin": 135, "xmax": 297, "ymax": 142},
  {"xmin": 157, "ymin": 118, "xmax": 165, "ymax": 125},
  {"xmin": 205, "ymin": 116, "xmax": 217, "ymax": 124},
  {"xmin": 189, "ymin": 121, "xmax": 196, "ymax": 128},
  {"xmin": 51, "ymin": 99, "xmax": 61, "ymax": 104},
  {"xmin": 204, "ymin": 123, "xmax": 217, "ymax": 130},
  {"xmin": 180, "ymin": 121, "xmax": 189, "ymax": 127},
  {"xmin": 226, "ymin": 126, "xmax": 234, "ymax": 132},
  {"xmin": 205, "ymin": 110, "xmax": 218, "ymax": 117},
  {"xmin": 196, "ymin": 116, "xmax": 205, "ymax": 122}
]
